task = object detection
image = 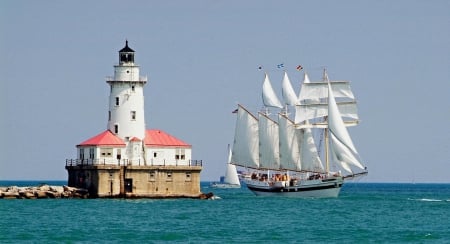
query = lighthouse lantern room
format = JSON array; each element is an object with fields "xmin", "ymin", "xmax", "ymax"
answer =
[{"xmin": 65, "ymin": 41, "xmax": 203, "ymax": 198}]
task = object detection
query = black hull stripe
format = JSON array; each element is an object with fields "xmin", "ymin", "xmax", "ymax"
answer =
[{"xmin": 247, "ymin": 183, "xmax": 342, "ymax": 193}]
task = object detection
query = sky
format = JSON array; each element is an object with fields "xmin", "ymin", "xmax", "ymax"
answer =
[{"xmin": 1, "ymin": 1, "xmax": 449, "ymax": 183}]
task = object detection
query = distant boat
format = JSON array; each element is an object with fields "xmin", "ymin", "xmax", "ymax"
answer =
[
  {"xmin": 231, "ymin": 70, "xmax": 367, "ymax": 197},
  {"xmin": 211, "ymin": 145, "xmax": 241, "ymax": 188}
]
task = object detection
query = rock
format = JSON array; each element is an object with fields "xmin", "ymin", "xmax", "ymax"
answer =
[
  {"xmin": 3, "ymin": 191, "xmax": 19, "ymax": 199},
  {"xmin": 34, "ymin": 191, "xmax": 48, "ymax": 199},
  {"xmin": 199, "ymin": 192, "xmax": 214, "ymax": 199},
  {"xmin": 38, "ymin": 184, "xmax": 50, "ymax": 192},
  {"xmin": 50, "ymin": 186, "xmax": 64, "ymax": 194}
]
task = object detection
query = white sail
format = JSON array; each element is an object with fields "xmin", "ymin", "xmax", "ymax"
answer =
[
  {"xmin": 295, "ymin": 75, "xmax": 358, "ymax": 124},
  {"xmin": 258, "ymin": 113, "xmax": 280, "ymax": 170},
  {"xmin": 295, "ymin": 101, "xmax": 359, "ymax": 124},
  {"xmin": 281, "ymin": 71, "xmax": 298, "ymax": 106},
  {"xmin": 231, "ymin": 105, "xmax": 259, "ymax": 168},
  {"xmin": 327, "ymin": 83, "xmax": 365, "ymax": 171},
  {"xmin": 262, "ymin": 73, "xmax": 283, "ymax": 108},
  {"xmin": 278, "ymin": 114, "xmax": 301, "ymax": 171},
  {"xmin": 223, "ymin": 146, "xmax": 240, "ymax": 185},
  {"xmin": 299, "ymin": 81, "xmax": 355, "ymax": 103},
  {"xmin": 298, "ymin": 123, "xmax": 325, "ymax": 172}
]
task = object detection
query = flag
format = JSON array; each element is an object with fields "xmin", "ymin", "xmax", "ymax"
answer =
[
  {"xmin": 296, "ymin": 65, "xmax": 303, "ymax": 71},
  {"xmin": 277, "ymin": 63, "xmax": 284, "ymax": 69},
  {"xmin": 232, "ymin": 108, "xmax": 238, "ymax": 114}
]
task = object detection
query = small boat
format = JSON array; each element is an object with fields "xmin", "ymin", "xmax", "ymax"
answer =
[
  {"xmin": 211, "ymin": 145, "xmax": 241, "ymax": 188},
  {"xmin": 231, "ymin": 69, "xmax": 367, "ymax": 197}
]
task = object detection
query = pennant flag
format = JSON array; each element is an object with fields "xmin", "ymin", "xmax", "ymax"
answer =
[
  {"xmin": 296, "ymin": 65, "xmax": 303, "ymax": 71},
  {"xmin": 277, "ymin": 63, "xmax": 284, "ymax": 69}
]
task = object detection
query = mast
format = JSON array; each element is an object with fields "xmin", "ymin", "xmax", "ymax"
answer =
[
  {"xmin": 324, "ymin": 69, "xmax": 330, "ymax": 173},
  {"xmin": 325, "ymin": 117, "xmax": 330, "ymax": 173}
]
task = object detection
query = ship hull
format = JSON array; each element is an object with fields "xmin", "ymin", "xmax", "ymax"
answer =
[
  {"xmin": 244, "ymin": 177, "xmax": 343, "ymax": 198},
  {"xmin": 210, "ymin": 183, "xmax": 241, "ymax": 189}
]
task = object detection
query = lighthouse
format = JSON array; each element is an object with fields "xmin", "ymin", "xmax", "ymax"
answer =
[
  {"xmin": 106, "ymin": 41, "xmax": 146, "ymax": 164},
  {"xmin": 65, "ymin": 41, "xmax": 203, "ymax": 198}
]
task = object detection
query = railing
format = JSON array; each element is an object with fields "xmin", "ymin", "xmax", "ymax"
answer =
[
  {"xmin": 105, "ymin": 76, "xmax": 147, "ymax": 83},
  {"xmin": 65, "ymin": 159, "xmax": 202, "ymax": 167}
]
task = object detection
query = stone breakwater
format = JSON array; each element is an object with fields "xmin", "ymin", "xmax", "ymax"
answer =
[
  {"xmin": 0, "ymin": 184, "xmax": 215, "ymax": 199},
  {"xmin": 0, "ymin": 185, "xmax": 88, "ymax": 199}
]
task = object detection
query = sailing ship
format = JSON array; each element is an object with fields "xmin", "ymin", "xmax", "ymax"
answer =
[
  {"xmin": 211, "ymin": 145, "xmax": 241, "ymax": 188},
  {"xmin": 231, "ymin": 69, "xmax": 367, "ymax": 197}
]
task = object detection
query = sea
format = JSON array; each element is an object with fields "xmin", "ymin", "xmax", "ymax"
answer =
[{"xmin": 1, "ymin": 181, "xmax": 449, "ymax": 243}]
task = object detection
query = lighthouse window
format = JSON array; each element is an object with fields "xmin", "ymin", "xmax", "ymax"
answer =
[
  {"xmin": 79, "ymin": 149, "xmax": 85, "ymax": 160},
  {"xmin": 114, "ymin": 124, "xmax": 119, "ymax": 134},
  {"xmin": 185, "ymin": 172, "xmax": 191, "ymax": 182},
  {"xmin": 166, "ymin": 172, "xmax": 173, "ymax": 181},
  {"xmin": 108, "ymin": 111, "xmax": 111, "ymax": 121},
  {"xmin": 115, "ymin": 97, "xmax": 120, "ymax": 106},
  {"xmin": 100, "ymin": 148, "xmax": 113, "ymax": 157},
  {"xmin": 175, "ymin": 148, "xmax": 186, "ymax": 160},
  {"xmin": 131, "ymin": 111, "xmax": 136, "ymax": 120},
  {"xmin": 131, "ymin": 85, "xmax": 135, "ymax": 92},
  {"xmin": 149, "ymin": 171, "xmax": 155, "ymax": 181},
  {"xmin": 89, "ymin": 148, "xmax": 94, "ymax": 159}
]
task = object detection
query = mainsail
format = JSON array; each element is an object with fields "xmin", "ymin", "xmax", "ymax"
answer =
[
  {"xmin": 298, "ymin": 121, "xmax": 325, "ymax": 172},
  {"xmin": 278, "ymin": 114, "xmax": 301, "ymax": 171},
  {"xmin": 258, "ymin": 113, "xmax": 280, "ymax": 169},
  {"xmin": 231, "ymin": 105, "xmax": 259, "ymax": 168}
]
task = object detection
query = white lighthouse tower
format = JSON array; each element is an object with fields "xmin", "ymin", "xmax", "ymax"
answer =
[{"xmin": 107, "ymin": 40, "xmax": 146, "ymax": 142}]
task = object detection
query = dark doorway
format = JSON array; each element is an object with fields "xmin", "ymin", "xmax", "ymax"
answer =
[{"xmin": 124, "ymin": 178, "xmax": 133, "ymax": 193}]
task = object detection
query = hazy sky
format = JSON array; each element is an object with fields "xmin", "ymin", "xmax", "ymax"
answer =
[{"xmin": 1, "ymin": 1, "xmax": 449, "ymax": 183}]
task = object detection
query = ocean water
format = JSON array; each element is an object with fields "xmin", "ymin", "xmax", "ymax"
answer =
[{"xmin": 1, "ymin": 181, "xmax": 449, "ymax": 243}]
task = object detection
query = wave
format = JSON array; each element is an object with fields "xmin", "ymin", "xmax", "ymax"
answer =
[{"xmin": 408, "ymin": 198, "xmax": 450, "ymax": 202}]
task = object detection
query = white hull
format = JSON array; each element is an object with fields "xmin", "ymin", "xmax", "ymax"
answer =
[
  {"xmin": 244, "ymin": 177, "xmax": 343, "ymax": 198},
  {"xmin": 210, "ymin": 183, "xmax": 241, "ymax": 189}
]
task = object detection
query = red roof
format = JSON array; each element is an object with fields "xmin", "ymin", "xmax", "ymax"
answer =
[
  {"xmin": 77, "ymin": 130, "xmax": 126, "ymax": 147},
  {"xmin": 144, "ymin": 129, "xmax": 190, "ymax": 147},
  {"xmin": 130, "ymin": 137, "xmax": 141, "ymax": 142}
]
